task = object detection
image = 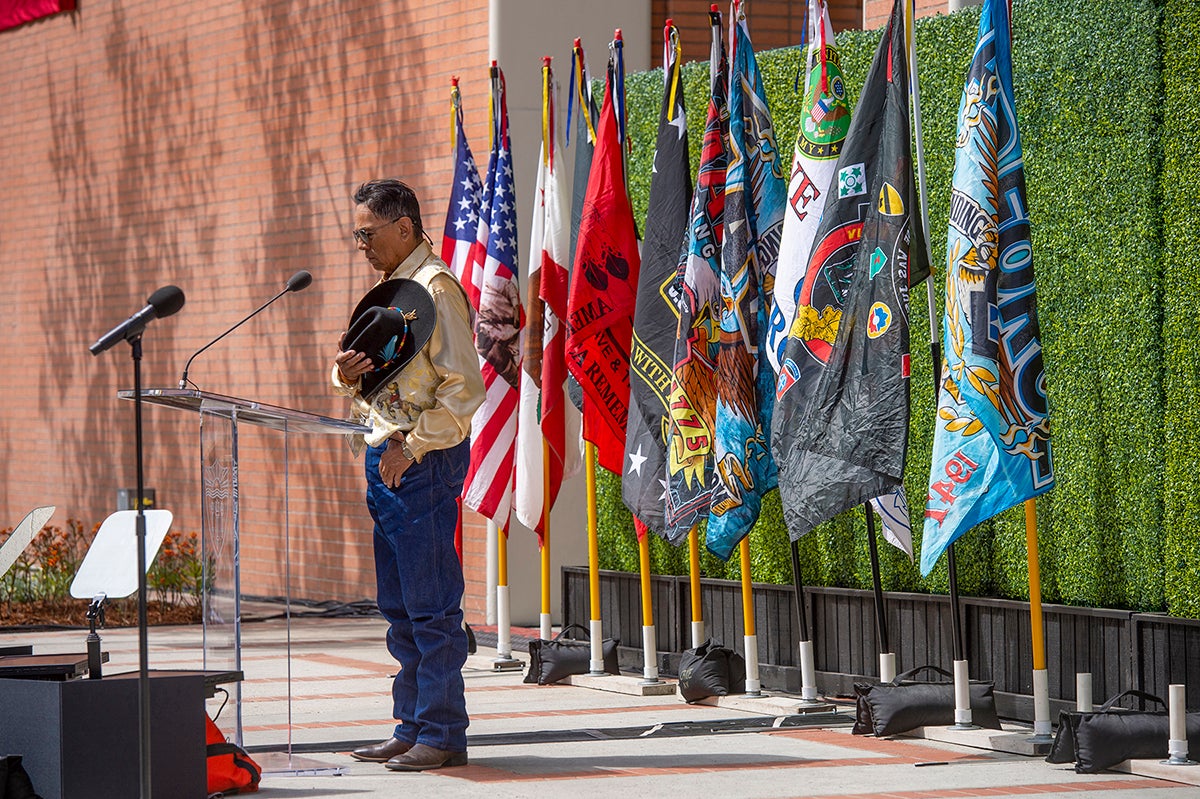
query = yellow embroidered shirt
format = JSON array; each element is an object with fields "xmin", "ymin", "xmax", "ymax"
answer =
[{"xmin": 332, "ymin": 241, "xmax": 484, "ymax": 461}]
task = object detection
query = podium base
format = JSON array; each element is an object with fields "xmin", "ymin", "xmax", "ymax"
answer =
[{"xmin": 255, "ymin": 751, "xmax": 345, "ymax": 776}]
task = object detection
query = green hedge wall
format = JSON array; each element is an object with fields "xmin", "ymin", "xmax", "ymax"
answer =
[
  {"xmin": 1162, "ymin": 0, "xmax": 1200, "ymax": 618},
  {"xmin": 597, "ymin": 0, "xmax": 1190, "ymax": 615}
]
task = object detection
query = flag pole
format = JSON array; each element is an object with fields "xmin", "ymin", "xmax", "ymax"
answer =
[
  {"xmin": 537, "ymin": 58, "xmax": 555, "ymax": 644},
  {"xmin": 739, "ymin": 537, "xmax": 761, "ymax": 696},
  {"xmin": 688, "ymin": 524, "xmax": 705, "ymax": 647},
  {"xmin": 906, "ymin": 0, "xmax": 973, "ymax": 727},
  {"xmin": 637, "ymin": 531, "xmax": 661, "ymax": 683},
  {"xmin": 995, "ymin": 0, "xmax": 1049, "ymax": 739},
  {"xmin": 540, "ymin": 441, "xmax": 553, "ymax": 640},
  {"xmin": 788, "ymin": 540, "xmax": 820, "ymax": 702},
  {"xmin": 863, "ymin": 505, "xmax": 895, "ymax": 682},
  {"xmin": 585, "ymin": 441, "xmax": 607, "ymax": 675},
  {"xmin": 493, "ymin": 524, "xmax": 521, "ymax": 670},
  {"xmin": 998, "ymin": 0, "xmax": 1050, "ymax": 743},
  {"xmin": 497, "ymin": 524, "xmax": 510, "ymax": 655},
  {"xmin": 1026, "ymin": 499, "xmax": 1052, "ymax": 739}
]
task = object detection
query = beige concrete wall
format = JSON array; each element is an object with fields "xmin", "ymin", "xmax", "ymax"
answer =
[{"xmin": 485, "ymin": 0, "xmax": 650, "ymax": 626}]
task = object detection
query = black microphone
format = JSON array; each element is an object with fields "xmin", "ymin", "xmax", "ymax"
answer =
[
  {"xmin": 90, "ymin": 286, "xmax": 186, "ymax": 355},
  {"xmin": 286, "ymin": 269, "xmax": 313, "ymax": 292},
  {"xmin": 177, "ymin": 270, "xmax": 313, "ymax": 389}
]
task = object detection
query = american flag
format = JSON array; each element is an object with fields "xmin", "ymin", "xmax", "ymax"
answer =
[
  {"xmin": 462, "ymin": 64, "xmax": 523, "ymax": 529},
  {"xmin": 810, "ymin": 95, "xmax": 831, "ymax": 124},
  {"xmin": 441, "ymin": 79, "xmax": 484, "ymax": 283},
  {"xmin": 462, "ymin": 81, "xmax": 500, "ymax": 314}
]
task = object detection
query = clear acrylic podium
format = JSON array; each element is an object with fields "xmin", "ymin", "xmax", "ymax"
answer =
[{"xmin": 119, "ymin": 388, "xmax": 368, "ymax": 760}]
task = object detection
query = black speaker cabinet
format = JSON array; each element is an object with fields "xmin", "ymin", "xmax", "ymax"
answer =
[{"xmin": 0, "ymin": 671, "xmax": 206, "ymax": 799}]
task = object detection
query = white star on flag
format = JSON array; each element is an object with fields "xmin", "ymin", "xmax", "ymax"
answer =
[{"xmin": 628, "ymin": 445, "xmax": 647, "ymax": 475}]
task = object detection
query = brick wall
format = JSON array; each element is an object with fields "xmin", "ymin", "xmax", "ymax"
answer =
[
  {"xmin": 651, "ymin": 1, "xmax": 864, "ymax": 68},
  {"xmin": 864, "ymin": 0, "xmax": 950, "ymax": 30},
  {"xmin": 0, "ymin": 0, "xmax": 491, "ymax": 609}
]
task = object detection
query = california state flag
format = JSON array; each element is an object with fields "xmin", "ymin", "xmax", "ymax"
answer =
[{"xmin": 515, "ymin": 60, "xmax": 581, "ymax": 538}]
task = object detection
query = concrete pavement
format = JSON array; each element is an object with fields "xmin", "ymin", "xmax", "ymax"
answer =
[{"xmin": 2, "ymin": 608, "xmax": 1195, "ymax": 799}]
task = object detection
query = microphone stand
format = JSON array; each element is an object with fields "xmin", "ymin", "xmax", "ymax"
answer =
[{"xmin": 130, "ymin": 333, "xmax": 153, "ymax": 799}]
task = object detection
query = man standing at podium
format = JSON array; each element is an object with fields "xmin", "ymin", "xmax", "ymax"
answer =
[{"xmin": 331, "ymin": 179, "xmax": 485, "ymax": 772}]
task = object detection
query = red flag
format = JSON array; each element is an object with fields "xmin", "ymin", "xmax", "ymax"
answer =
[
  {"xmin": 565, "ymin": 53, "xmax": 641, "ymax": 475},
  {"xmin": 0, "ymin": 0, "xmax": 73, "ymax": 32}
]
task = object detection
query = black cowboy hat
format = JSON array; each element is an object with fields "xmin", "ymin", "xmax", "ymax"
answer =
[{"xmin": 341, "ymin": 278, "xmax": 436, "ymax": 401}]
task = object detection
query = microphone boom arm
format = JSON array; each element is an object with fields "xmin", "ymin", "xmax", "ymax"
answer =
[
  {"xmin": 177, "ymin": 287, "xmax": 288, "ymax": 389},
  {"xmin": 177, "ymin": 270, "xmax": 311, "ymax": 389}
]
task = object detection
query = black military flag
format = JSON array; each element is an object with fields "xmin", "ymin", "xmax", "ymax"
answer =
[
  {"xmin": 622, "ymin": 21, "xmax": 693, "ymax": 537},
  {"xmin": 770, "ymin": 0, "xmax": 929, "ymax": 541}
]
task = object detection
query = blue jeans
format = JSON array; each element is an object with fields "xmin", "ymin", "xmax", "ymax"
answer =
[{"xmin": 364, "ymin": 438, "xmax": 470, "ymax": 752}]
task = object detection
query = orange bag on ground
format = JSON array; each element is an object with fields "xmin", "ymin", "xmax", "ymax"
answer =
[{"xmin": 205, "ymin": 714, "xmax": 261, "ymax": 795}]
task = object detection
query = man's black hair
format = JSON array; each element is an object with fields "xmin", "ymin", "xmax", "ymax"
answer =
[{"xmin": 354, "ymin": 179, "xmax": 424, "ymax": 239}]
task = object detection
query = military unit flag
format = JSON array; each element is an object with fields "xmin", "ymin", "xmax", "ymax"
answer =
[
  {"xmin": 706, "ymin": 4, "xmax": 787, "ymax": 560},
  {"xmin": 766, "ymin": 0, "xmax": 851, "ymax": 373},
  {"xmin": 565, "ymin": 35, "xmax": 642, "ymax": 475},
  {"xmin": 920, "ymin": 0, "xmax": 1053, "ymax": 575},
  {"xmin": 622, "ymin": 20, "xmax": 692, "ymax": 538},
  {"xmin": 567, "ymin": 39, "xmax": 600, "ymax": 279},
  {"xmin": 663, "ymin": 7, "xmax": 728, "ymax": 544},
  {"xmin": 771, "ymin": 0, "xmax": 928, "ymax": 543}
]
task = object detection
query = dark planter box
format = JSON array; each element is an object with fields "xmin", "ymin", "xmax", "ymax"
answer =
[{"xmin": 562, "ymin": 567, "xmax": 1200, "ymax": 721}]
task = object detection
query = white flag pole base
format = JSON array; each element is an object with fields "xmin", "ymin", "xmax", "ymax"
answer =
[
  {"xmin": 1163, "ymin": 685, "xmax": 1198, "ymax": 765},
  {"xmin": 491, "ymin": 585, "xmax": 521, "ymax": 671},
  {"xmin": 879, "ymin": 652, "xmax": 896, "ymax": 684},
  {"xmin": 798, "ymin": 639, "xmax": 819, "ymax": 702},
  {"xmin": 744, "ymin": 634, "xmax": 762, "ymax": 696},
  {"xmin": 1162, "ymin": 742, "xmax": 1198, "ymax": 766},
  {"xmin": 539, "ymin": 612, "xmax": 552, "ymax": 642},
  {"xmin": 496, "ymin": 585, "xmax": 512, "ymax": 657},
  {"xmin": 640, "ymin": 625, "xmax": 660, "ymax": 684},
  {"xmin": 690, "ymin": 620, "xmax": 705, "ymax": 650},
  {"xmin": 951, "ymin": 659, "xmax": 977, "ymax": 729},
  {"xmin": 589, "ymin": 619, "xmax": 607, "ymax": 676},
  {"xmin": 1076, "ymin": 672, "xmax": 1094, "ymax": 712},
  {"xmin": 1030, "ymin": 668, "xmax": 1053, "ymax": 740},
  {"xmin": 485, "ymin": 521, "xmax": 498, "ymax": 625}
]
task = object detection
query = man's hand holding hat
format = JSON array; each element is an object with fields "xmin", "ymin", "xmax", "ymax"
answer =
[
  {"xmin": 335, "ymin": 346, "xmax": 374, "ymax": 385},
  {"xmin": 338, "ymin": 278, "xmax": 436, "ymax": 400}
]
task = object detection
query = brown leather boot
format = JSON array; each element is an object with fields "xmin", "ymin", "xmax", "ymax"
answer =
[
  {"xmin": 350, "ymin": 737, "xmax": 412, "ymax": 762},
  {"xmin": 384, "ymin": 743, "xmax": 468, "ymax": 771}
]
